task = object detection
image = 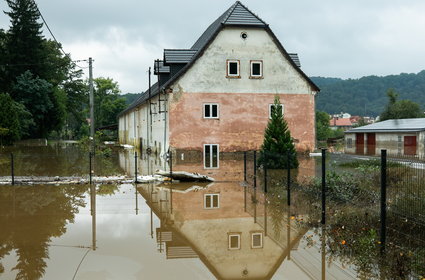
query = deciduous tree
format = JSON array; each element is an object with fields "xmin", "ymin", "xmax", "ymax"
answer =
[
  {"xmin": 379, "ymin": 89, "xmax": 424, "ymax": 121},
  {"xmin": 316, "ymin": 111, "xmax": 332, "ymax": 141}
]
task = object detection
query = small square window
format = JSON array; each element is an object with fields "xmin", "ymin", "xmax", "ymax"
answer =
[
  {"xmin": 227, "ymin": 60, "xmax": 240, "ymax": 78},
  {"xmin": 269, "ymin": 104, "xmax": 284, "ymax": 119},
  {"xmin": 251, "ymin": 232, "xmax": 263, "ymax": 248},
  {"xmin": 250, "ymin": 60, "xmax": 263, "ymax": 78},
  {"xmin": 204, "ymin": 103, "xmax": 219, "ymax": 119},
  {"xmin": 204, "ymin": 193, "xmax": 219, "ymax": 209},
  {"xmin": 228, "ymin": 233, "xmax": 241, "ymax": 250}
]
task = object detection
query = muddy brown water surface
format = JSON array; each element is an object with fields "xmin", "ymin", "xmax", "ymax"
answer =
[
  {"xmin": 0, "ymin": 183, "xmax": 358, "ymax": 280},
  {"xmin": 0, "ymin": 143, "xmax": 423, "ymax": 279}
]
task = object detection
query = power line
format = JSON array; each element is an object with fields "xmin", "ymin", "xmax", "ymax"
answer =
[
  {"xmin": 30, "ymin": 0, "xmax": 86, "ymax": 69},
  {"xmin": 0, "ymin": 60, "xmax": 88, "ymax": 67}
]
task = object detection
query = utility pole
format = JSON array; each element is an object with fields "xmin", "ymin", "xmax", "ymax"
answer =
[
  {"xmin": 148, "ymin": 67, "xmax": 152, "ymax": 148},
  {"xmin": 89, "ymin": 57, "xmax": 95, "ymax": 152}
]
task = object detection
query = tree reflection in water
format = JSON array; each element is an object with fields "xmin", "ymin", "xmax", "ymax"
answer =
[{"xmin": 0, "ymin": 185, "xmax": 87, "ymax": 279}]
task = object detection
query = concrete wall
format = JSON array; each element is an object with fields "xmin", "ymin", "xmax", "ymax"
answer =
[
  {"xmin": 118, "ymin": 93, "xmax": 169, "ymax": 154},
  {"xmin": 168, "ymin": 26, "xmax": 316, "ymax": 152},
  {"xmin": 168, "ymin": 92, "xmax": 315, "ymax": 152}
]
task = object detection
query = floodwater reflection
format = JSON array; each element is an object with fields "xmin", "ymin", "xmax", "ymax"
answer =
[
  {"xmin": 0, "ymin": 142, "xmax": 124, "ymax": 177},
  {"xmin": 0, "ymin": 185, "xmax": 88, "ymax": 279},
  {"xmin": 0, "ymin": 182, "xmax": 339, "ymax": 280}
]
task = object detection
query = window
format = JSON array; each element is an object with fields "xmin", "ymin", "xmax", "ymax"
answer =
[
  {"xmin": 204, "ymin": 144, "xmax": 219, "ymax": 169},
  {"xmin": 250, "ymin": 60, "xmax": 263, "ymax": 78},
  {"xmin": 228, "ymin": 233, "xmax": 241, "ymax": 250},
  {"xmin": 204, "ymin": 193, "xmax": 219, "ymax": 209},
  {"xmin": 346, "ymin": 138, "xmax": 353, "ymax": 148},
  {"xmin": 204, "ymin": 103, "xmax": 219, "ymax": 119},
  {"xmin": 251, "ymin": 232, "xmax": 263, "ymax": 248},
  {"xmin": 269, "ymin": 104, "xmax": 284, "ymax": 119},
  {"xmin": 227, "ymin": 60, "xmax": 240, "ymax": 78}
]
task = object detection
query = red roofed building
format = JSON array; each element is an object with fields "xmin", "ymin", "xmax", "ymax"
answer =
[{"xmin": 330, "ymin": 117, "xmax": 353, "ymax": 131}]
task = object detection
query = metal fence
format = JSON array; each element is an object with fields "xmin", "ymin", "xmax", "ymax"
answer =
[{"xmin": 243, "ymin": 149, "xmax": 425, "ymax": 278}]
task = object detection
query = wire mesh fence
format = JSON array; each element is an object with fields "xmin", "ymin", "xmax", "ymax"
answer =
[{"xmin": 242, "ymin": 149, "xmax": 425, "ymax": 278}]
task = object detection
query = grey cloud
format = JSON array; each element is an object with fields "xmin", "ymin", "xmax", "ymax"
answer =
[{"xmin": 1, "ymin": 0, "xmax": 424, "ymax": 92}]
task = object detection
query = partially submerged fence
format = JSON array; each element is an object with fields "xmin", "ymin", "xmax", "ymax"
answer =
[
  {"xmin": 0, "ymin": 149, "xmax": 126, "ymax": 185},
  {"xmin": 243, "ymin": 149, "xmax": 425, "ymax": 278}
]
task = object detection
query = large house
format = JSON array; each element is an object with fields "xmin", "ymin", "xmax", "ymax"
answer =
[{"xmin": 118, "ymin": 1, "xmax": 319, "ymax": 168}]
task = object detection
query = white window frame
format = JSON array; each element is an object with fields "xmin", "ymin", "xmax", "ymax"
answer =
[
  {"xmin": 204, "ymin": 144, "xmax": 219, "ymax": 169},
  {"xmin": 203, "ymin": 103, "xmax": 219, "ymax": 119},
  {"xmin": 251, "ymin": 232, "xmax": 263, "ymax": 249},
  {"xmin": 250, "ymin": 60, "xmax": 263, "ymax": 78},
  {"xmin": 228, "ymin": 233, "xmax": 241, "ymax": 250},
  {"xmin": 227, "ymin": 59, "xmax": 240, "ymax": 78},
  {"xmin": 204, "ymin": 193, "xmax": 220, "ymax": 209},
  {"xmin": 269, "ymin": 104, "xmax": 284, "ymax": 119}
]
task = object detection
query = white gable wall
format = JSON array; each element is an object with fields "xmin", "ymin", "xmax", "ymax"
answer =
[{"xmin": 171, "ymin": 27, "xmax": 314, "ymax": 95}]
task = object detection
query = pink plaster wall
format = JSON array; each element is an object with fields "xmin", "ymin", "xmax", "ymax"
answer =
[{"xmin": 169, "ymin": 92, "xmax": 315, "ymax": 152}]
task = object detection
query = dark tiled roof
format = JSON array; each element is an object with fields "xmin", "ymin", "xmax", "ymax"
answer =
[
  {"xmin": 163, "ymin": 49, "xmax": 198, "ymax": 65},
  {"xmin": 153, "ymin": 60, "xmax": 170, "ymax": 74},
  {"xmin": 191, "ymin": 1, "xmax": 266, "ymax": 50},
  {"xmin": 288, "ymin": 53, "xmax": 301, "ymax": 68},
  {"xmin": 119, "ymin": 1, "xmax": 318, "ymax": 116},
  {"xmin": 346, "ymin": 118, "xmax": 425, "ymax": 133},
  {"xmin": 223, "ymin": 2, "xmax": 267, "ymax": 26}
]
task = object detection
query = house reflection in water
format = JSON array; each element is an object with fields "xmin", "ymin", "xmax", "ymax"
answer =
[
  {"xmin": 119, "ymin": 149, "xmax": 318, "ymax": 183},
  {"xmin": 138, "ymin": 181, "xmax": 308, "ymax": 279}
]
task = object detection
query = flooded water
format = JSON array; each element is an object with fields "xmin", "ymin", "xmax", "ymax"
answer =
[
  {"xmin": 0, "ymin": 182, "xmax": 355, "ymax": 280},
  {"xmin": 0, "ymin": 142, "xmax": 123, "ymax": 177},
  {"xmin": 0, "ymin": 143, "xmax": 424, "ymax": 279}
]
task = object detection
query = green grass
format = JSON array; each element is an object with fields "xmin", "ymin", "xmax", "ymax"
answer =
[{"xmin": 339, "ymin": 159, "xmax": 403, "ymax": 168}]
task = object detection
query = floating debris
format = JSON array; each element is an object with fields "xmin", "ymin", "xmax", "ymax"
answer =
[{"xmin": 155, "ymin": 170, "xmax": 214, "ymax": 182}]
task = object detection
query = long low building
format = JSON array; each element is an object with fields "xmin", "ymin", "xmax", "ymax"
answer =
[{"xmin": 344, "ymin": 118, "xmax": 425, "ymax": 158}]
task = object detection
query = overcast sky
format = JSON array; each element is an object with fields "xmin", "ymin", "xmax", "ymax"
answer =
[{"xmin": 1, "ymin": 0, "xmax": 425, "ymax": 93}]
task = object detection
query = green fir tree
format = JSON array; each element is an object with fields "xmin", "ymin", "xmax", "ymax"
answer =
[
  {"xmin": 4, "ymin": 0, "xmax": 46, "ymax": 91},
  {"xmin": 258, "ymin": 95, "xmax": 298, "ymax": 169}
]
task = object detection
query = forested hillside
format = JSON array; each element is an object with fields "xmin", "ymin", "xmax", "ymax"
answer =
[
  {"xmin": 313, "ymin": 71, "xmax": 425, "ymax": 116},
  {"xmin": 121, "ymin": 93, "xmax": 140, "ymax": 105}
]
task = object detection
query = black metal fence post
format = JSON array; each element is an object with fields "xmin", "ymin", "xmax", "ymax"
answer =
[
  {"xmin": 10, "ymin": 153, "xmax": 14, "ymax": 186},
  {"xmin": 380, "ymin": 149, "xmax": 387, "ymax": 252},
  {"xmin": 243, "ymin": 151, "xmax": 247, "ymax": 182},
  {"xmin": 169, "ymin": 150, "xmax": 173, "ymax": 180},
  {"xmin": 89, "ymin": 152, "xmax": 93, "ymax": 185},
  {"xmin": 264, "ymin": 153, "xmax": 267, "ymax": 193},
  {"xmin": 321, "ymin": 148, "xmax": 327, "ymax": 224},
  {"xmin": 287, "ymin": 151, "xmax": 291, "ymax": 206},
  {"xmin": 135, "ymin": 151, "xmax": 138, "ymax": 183},
  {"xmin": 253, "ymin": 151, "xmax": 257, "ymax": 189}
]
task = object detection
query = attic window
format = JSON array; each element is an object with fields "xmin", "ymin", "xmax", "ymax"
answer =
[
  {"xmin": 251, "ymin": 232, "xmax": 263, "ymax": 248},
  {"xmin": 227, "ymin": 60, "xmax": 240, "ymax": 78},
  {"xmin": 250, "ymin": 60, "xmax": 263, "ymax": 78}
]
